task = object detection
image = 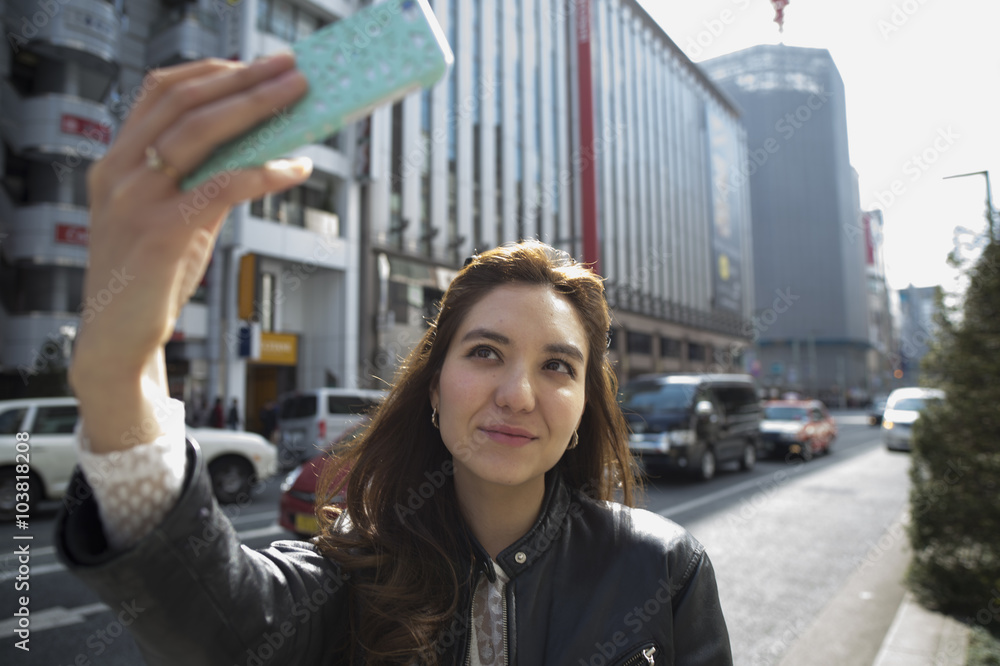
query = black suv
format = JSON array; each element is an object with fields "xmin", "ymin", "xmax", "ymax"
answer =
[{"xmin": 620, "ymin": 373, "xmax": 763, "ymax": 480}]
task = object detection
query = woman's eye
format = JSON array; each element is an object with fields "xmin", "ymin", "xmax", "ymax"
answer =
[
  {"xmin": 470, "ymin": 346, "xmax": 499, "ymax": 360},
  {"xmin": 545, "ymin": 359, "xmax": 576, "ymax": 377}
]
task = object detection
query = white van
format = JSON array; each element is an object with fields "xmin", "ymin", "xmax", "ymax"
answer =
[{"xmin": 276, "ymin": 388, "xmax": 386, "ymax": 468}]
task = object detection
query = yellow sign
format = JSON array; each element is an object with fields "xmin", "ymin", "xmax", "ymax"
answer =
[{"xmin": 258, "ymin": 332, "xmax": 298, "ymax": 365}]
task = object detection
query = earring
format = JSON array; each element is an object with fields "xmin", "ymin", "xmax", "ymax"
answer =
[
  {"xmin": 431, "ymin": 406, "xmax": 440, "ymax": 429},
  {"xmin": 568, "ymin": 430, "xmax": 579, "ymax": 450}
]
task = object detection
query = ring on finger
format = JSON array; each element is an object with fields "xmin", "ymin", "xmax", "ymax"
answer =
[{"xmin": 145, "ymin": 145, "xmax": 182, "ymax": 181}]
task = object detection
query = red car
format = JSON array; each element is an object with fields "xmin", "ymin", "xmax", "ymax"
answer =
[
  {"xmin": 760, "ymin": 400, "xmax": 837, "ymax": 461},
  {"xmin": 278, "ymin": 423, "xmax": 364, "ymax": 537}
]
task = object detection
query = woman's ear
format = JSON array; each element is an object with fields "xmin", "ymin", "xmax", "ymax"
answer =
[{"xmin": 429, "ymin": 373, "xmax": 440, "ymax": 410}]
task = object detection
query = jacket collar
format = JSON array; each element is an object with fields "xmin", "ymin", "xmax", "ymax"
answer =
[{"xmin": 466, "ymin": 469, "xmax": 572, "ymax": 583}]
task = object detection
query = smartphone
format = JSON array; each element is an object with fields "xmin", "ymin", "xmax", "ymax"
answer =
[{"xmin": 180, "ymin": 0, "xmax": 453, "ymax": 191}]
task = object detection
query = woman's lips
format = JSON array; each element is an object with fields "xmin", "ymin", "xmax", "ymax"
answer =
[{"xmin": 481, "ymin": 427, "xmax": 536, "ymax": 447}]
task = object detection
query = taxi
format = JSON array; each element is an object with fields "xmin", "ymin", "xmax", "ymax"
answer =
[{"xmin": 760, "ymin": 399, "xmax": 837, "ymax": 461}]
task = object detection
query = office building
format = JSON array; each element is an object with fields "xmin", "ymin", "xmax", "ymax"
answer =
[
  {"xmin": 1, "ymin": 0, "xmax": 755, "ymax": 431},
  {"xmin": 703, "ymin": 45, "xmax": 872, "ymax": 404}
]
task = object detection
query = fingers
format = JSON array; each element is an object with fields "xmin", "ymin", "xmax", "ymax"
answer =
[
  {"xmin": 90, "ymin": 54, "xmax": 305, "ymax": 203},
  {"xmin": 122, "ymin": 53, "xmax": 301, "ymax": 165},
  {"xmin": 151, "ymin": 67, "xmax": 308, "ymax": 181},
  {"xmin": 173, "ymin": 157, "xmax": 314, "ymax": 230}
]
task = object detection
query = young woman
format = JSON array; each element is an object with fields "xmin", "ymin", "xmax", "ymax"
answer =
[{"xmin": 58, "ymin": 55, "xmax": 731, "ymax": 665}]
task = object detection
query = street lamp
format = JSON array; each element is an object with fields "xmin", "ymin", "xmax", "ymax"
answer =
[{"xmin": 943, "ymin": 170, "xmax": 997, "ymax": 245}]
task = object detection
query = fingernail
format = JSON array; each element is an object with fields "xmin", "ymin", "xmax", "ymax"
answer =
[
  {"xmin": 265, "ymin": 157, "xmax": 312, "ymax": 178},
  {"xmin": 253, "ymin": 51, "xmax": 295, "ymax": 69}
]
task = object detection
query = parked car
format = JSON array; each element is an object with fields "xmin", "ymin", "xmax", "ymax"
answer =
[
  {"xmin": 279, "ymin": 421, "xmax": 366, "ymax": 537},
  {"xmin": 276, "ymin": 388, "xmax": 386, "ymax": 469},
  {"xmin": 620, "ymin": 373, "xmax": 762, "ymax": 480},
  {"xmin": 882, "ymin": 387, "xmax": 945, "ymax": 452},
  {"xmin": 0, "ymin": 397, "xmax": 277, "ymax": 520},
  {"xmin": 760, "ymin": 400, "xmax": 837, "ymax": 461},
  {"xmin": 868, "ymin": 394, "xmax": 890, "ymax": 426}
]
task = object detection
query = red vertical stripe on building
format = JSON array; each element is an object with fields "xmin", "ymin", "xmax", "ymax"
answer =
[{"xmin": 575, "ymin": 0, "xmax": 600, "ymax": 274}]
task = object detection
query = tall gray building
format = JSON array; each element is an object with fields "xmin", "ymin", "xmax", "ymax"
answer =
[{"xmin": 702, "ymin": 45, "xmax": 871, "ymax": 404}]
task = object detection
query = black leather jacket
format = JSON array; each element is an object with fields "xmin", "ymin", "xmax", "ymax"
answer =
[{"xmin": 56, "ymin": 440, "xmax": 732, "ymax": 665}]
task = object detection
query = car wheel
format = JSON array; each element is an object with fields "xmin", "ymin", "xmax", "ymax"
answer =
[
  {"xmin": 740, "ymin": 442, "xmax": 757, "ymax": 471},
  {"xmin": 696, "ymin": 448, "xmax": 716, "ymax": 481},
  {"xmin": 0, "ymin": 468, "xmax": 35, "ymax": 522},
  {"xmin": 208, "ymin": 456, "xmax": 255, "ymax": 504},
  {"xmin": 825, "ymin": 437, "xmax": 834, "ymax": 455}
]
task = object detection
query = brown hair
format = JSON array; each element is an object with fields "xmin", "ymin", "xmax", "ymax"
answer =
[{"xmin": 315, "ymin": 240, "xmax": 638, "ymax": 664}]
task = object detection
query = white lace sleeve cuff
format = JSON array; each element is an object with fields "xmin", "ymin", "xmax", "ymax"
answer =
[{"xmin": 74, "ymin": 398, "xmax": 188, "ymax": 551}]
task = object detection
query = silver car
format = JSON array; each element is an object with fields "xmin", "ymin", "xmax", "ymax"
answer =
[{"xmin": 882, "ymin": 387, "xmax": 945, "ymax": 452}]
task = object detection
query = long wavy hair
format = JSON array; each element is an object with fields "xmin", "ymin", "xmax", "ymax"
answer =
[{"xmin": 315, "ymin": 240, "xmax": 638, "ymax": 664}]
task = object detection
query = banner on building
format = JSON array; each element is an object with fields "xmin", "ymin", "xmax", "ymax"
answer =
[{"xmin": 706, "ymin": 107, "xmax": 744, "ymax": 313}]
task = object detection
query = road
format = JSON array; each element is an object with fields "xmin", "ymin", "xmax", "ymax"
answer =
[{"xmin": 0, "ymin": 411, "xmax": 907, "ymax": 665}]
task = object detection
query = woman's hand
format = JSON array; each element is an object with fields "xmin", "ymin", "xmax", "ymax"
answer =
[{"xmin": 69, "ymin": 53, "xmax": 312, "ymax": 452}]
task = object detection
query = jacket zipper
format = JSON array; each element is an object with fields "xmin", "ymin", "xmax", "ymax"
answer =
[
  {"xmin": 463, "ymin": 571, "xmax": 510, "ymax": 666},
  {"xmin": 501, "ymin": 585, "xmax": 509, "ymax": 666},
  {"xmin": 620, "ymin": 644, "xmax": 657, "ymax": 666},
  {"xmin": 464, "ymin": 572, "xmax": 479, "ymax": 666}
]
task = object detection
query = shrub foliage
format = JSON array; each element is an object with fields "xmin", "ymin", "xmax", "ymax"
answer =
[{"xmin": 907, "ymin": 241, "xmax": 1000, "ymax": 633}]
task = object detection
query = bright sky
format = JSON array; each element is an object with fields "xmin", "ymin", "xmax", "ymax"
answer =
[{"xmin": 637, "ymin": 0, "xmax": 1000, "ymax": 293}]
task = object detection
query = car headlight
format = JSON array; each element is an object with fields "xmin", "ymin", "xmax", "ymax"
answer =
[
  {"xmin": 280, "ymin": 466, "xmax": 303, "ymax": 493},
  {"xmin": 668, "ymin": 430, "xmax": 695, "ymax": 446},
  {"xmin": 883, "ymin": 420, "xmax": 894, "ymax": 430}
]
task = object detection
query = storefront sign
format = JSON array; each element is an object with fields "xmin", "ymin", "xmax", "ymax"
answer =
[
  {"xmin": 55, "ymin": 223, "xmax": 89, "ymax": 246},
  {"xmin": 259, "ymin": 332, "xmax": 298, "ymax": 365},
  {"xmin": 60, "ymin": 115, "xmax": 111, "ymax": 143}
]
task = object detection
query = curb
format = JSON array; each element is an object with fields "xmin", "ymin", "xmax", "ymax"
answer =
[
  {"xmin": 776, "ymin": 513, "xmax": 972, "ymax": 666},
  {"xmin": 872, "ymin": 592, "xmax": 970, "ymax": 666}
]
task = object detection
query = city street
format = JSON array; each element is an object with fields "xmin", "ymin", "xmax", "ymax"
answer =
[{"xmin": 0, "ymin": 412, "xmax": 909, "ymax": 665}]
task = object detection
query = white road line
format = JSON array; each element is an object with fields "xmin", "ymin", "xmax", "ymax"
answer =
[
  {"xmin": 657, "ymin": 475, "xmax": 783, "ymax": 518},
  {"xmin": 0, "ymin": 602, "xmax": 108, "ymax": 639}
]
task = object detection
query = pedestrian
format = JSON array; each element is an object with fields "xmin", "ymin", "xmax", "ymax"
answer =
[
  {"xmin": 226, "ymin": 398, "xmax": 240, "ymax": 430},
  {"xmin": 259, "ymin": 400, "xmax": 278, "ymax": 441},
  {"xmin": 209, "ymin": 397, "xmax": 224, "ymax": 429},
  {"xmin": 56, "ymin": 53, "xmax": 731, "ymax": 665}
]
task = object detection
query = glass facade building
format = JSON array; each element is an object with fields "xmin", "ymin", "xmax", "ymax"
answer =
[
  {"xmin": 362, "ymin": 0, "xmax": 755, "ymax": 385},
  {"xmin": 1, "ymin": 0, "xmax": 754, "ymax": 421}
]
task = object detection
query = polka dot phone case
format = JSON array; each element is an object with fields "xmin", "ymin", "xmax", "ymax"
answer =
[{"xmin": 181, "ymin": 0, "xmax": 453, "ymax": 191}]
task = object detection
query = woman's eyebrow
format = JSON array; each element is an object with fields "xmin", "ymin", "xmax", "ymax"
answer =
[
  {"xmin": 461, "ymin": 328, "xmax": 584, "ymax": 362},
  {"xmin": 460, "ymin": 328, "xmax": 509, "ymax": 345},
  {"xmin": 544, "ymin": 343, "xmax": 585, "ymax": 363}
]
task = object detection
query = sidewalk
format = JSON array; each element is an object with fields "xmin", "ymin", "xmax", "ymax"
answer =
[{"xmin": 777, "ymin": 516, "xmax": 970, "ymax": 666}]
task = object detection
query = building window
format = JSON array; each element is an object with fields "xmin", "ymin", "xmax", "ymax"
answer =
[
  {"xmin": 688, "ymin": 342, "xmax": 706, "ymax": 363},
  {"xmin": 0, "ymin": 264, "xmax": 84, "ymax": 314},
  {"xmin": 626, "ymin": 331, "xmax": 653, "ymax": 355},
  {"xmin": 251, "ymin": 179, "xmax": 340, "ymax": 234},
  {"xmin": 257, "ymin": 0, "xmax": 325, "ymax": 43},
  {"xmin": 391, "ymin": 102, "xmax": 404, "ymax": 246},
  {"xmin": 660, "ymin": 336, "xmax": 681, "ymax": 358},
  {"xmin": 260, "ymin": 272, "xmax": 276, "ymax": 332}
]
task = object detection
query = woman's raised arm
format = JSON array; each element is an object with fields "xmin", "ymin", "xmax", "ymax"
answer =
[{"xmin": 68, "ymin": 53, "xmax": 311, "ymax": 453}]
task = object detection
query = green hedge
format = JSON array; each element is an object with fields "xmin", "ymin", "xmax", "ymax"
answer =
[{"xmin": 907, "ymin": 242, "xmax": 1000, "ymax": 638}]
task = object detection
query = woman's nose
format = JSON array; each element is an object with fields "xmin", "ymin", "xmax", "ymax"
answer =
[{"xmin": 494, "ymin": 364, "xmax": 536, "ymax": 413}]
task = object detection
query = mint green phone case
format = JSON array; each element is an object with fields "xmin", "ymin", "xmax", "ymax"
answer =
[{"xmin": 181, "ymin": 0, "xmax": 453, "ymax": 191}]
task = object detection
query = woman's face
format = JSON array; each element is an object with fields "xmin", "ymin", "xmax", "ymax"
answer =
[{"xmin": 430, "ymin": 283, "xmax": 589, "ymax": 495}]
